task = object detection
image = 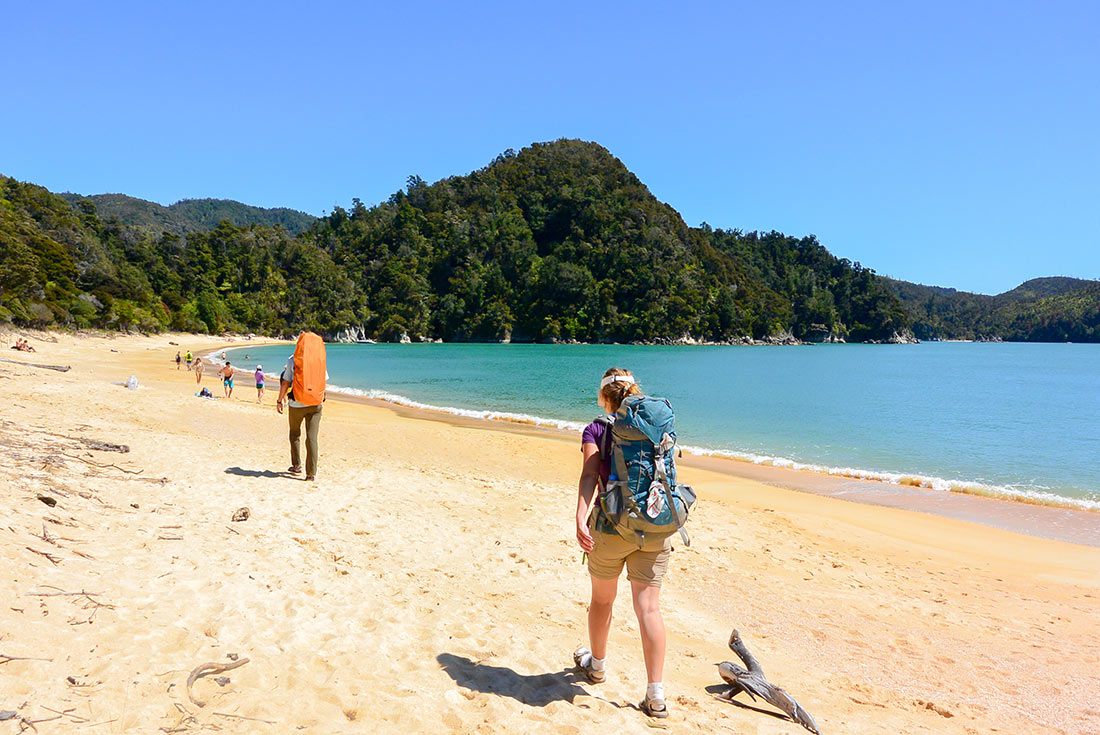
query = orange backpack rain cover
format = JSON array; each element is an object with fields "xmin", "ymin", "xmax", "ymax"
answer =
[{"xmin": 292, "ymin": 332, "xmax": 327, "ymax": 406}]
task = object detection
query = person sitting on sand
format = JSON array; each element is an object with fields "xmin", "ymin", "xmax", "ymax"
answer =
[
  {"xmin": 573, "ymin": 367, "xmax": 673, "ymax": 719},
  {"xmin": 254, "ymin": 365, "xmax": 265, "ymax": 403},
  {"xmin": 218, "ymin": 361, "xmax": 235, "ymax": 399},
  {"xmin": 194, "ymin": 358, "xmax": 204, "ymax": 385}
]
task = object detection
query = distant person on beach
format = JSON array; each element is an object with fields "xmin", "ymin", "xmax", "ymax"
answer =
[
  {"xmin": 276, "ymin": 332, "xmax": 327, "ymax": 481},
  {"xmin": 175, "ymin": 351, "xmax": 182, "ymax": 370},
  {"xmin": 185, "ymin": 351, "xmax": 193, "ymax": 370},
  {"xmin": 218, "ymin": 361, "xmax": 235, "ymax": 399},
  {"xmin": 194, "ymin": 359, "xmax": 204, "ymax": 385},
  {"xmin": 573, "ymin": 367, "xmax": 673, "ymax": 719},
  {"xmin": 254, "ymin": 365, "xmax": 265, "ymax": 403}
]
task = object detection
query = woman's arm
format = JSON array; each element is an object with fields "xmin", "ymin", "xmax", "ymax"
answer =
[{"xmin": 576, "ymin": 442, "xmax": 602, "ymax": 552}]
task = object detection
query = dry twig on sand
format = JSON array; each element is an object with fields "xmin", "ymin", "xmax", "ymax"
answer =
[
  {"xmin": 212, "ymin": 712, "xmax": 275, "ymax": 724},
  {"xmin": 24, "ymin": 546, "xmax": 62, "ymax": 565},
  {"xmin": 27, "ymin": 587, "xmax": 100, "ymax": 597},
  {"xmin": 59, "ymin": 452, "xmax": 143, "ymax": 474},
  {"xmin": 186, "ymin": 658, "xmax": 250, "ymax": 707},
  {"xmin": 25, "ymin": 588, "xmax": 114, "ymax": 625}
]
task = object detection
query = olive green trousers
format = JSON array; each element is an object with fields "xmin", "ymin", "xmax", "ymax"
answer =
[{"xmin": 288, "ymin": 404, "xmax": 322, "ymax": 477}]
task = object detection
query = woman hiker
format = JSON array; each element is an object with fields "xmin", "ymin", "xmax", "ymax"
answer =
[
  {"xmin": 573, "ymin": 367, "xmax": 672, "ymax": 719},
  {"xmin": 254, "ymin": 364, "xmax": 265, "ymax": 403}
]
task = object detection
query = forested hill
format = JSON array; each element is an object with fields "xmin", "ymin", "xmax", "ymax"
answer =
[
  {"xmin": 2, "ymin": 139, "xmax": 1095, "ymax": 342},
  {"xmin": 57, "ymin": 192, "xmax": 317, "ymax": 235},
  {"xmin": 883, "ymin": 276, "xmax": 1100, "ymax": 341},
  {"xmin": 0, "ymin": 142, "xmax": 912, "ymax": 342},
  {"xmin": 313, "ymin": 140, "xmax": 910, "ymax": 342}
]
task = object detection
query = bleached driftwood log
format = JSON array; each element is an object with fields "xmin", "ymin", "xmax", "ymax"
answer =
[
  {"xmin": 0, "ymin": 357, "xmax": 71, "ymax": 372},
  {"xmin": 717, "ymin": 628, "xmax": 820, "ymax": 734}
]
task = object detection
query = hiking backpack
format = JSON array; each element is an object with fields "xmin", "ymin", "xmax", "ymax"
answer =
[
  {"xmin": 597, "ymin": 395, "xmax": 696, "ymax": 547},
  {"xmin": 292, "ymin": 332, "xmax": 327, "ymax": 406}
]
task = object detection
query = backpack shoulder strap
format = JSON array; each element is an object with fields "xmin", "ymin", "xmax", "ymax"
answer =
[{"xmin": 593, "ymin": 414, "xmax": 614, "ymax": 459}]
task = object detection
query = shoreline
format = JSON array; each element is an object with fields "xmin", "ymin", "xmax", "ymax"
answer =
[
  {"xmin": 4, "ymin": 329, "xmax": 1099, "ymax": 734},
  {"xmin": 207, "ymin": 339, "xmax": 1100, "ymax": 546}
]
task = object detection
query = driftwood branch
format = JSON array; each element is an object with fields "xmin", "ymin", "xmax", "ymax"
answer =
[
  {"xmin": 186, "ymin": 658, "xmax": 250, "ymax": 707},
  {"xmin": 0, "ymin": 652, "xmax": 54, "ymax": 665},
  {"xmin": 717, "ymin": 629, "xmax": 820, "ymax": 734},
  {"xmin": 0, "ymin": 357, "xmax": 71, "ymax": 372},
  {"xmin": 79, "ymin": 438, "xmax": 129, "ymax": 453}
]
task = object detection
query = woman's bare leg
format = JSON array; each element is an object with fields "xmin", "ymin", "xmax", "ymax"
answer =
[
  {"xmin": 630, "ymin": 580, "xmax": 665, "ymax": 683},
  {"xmin": 588, "ymin": 575, "xmax": 618, "ymax": 659}
]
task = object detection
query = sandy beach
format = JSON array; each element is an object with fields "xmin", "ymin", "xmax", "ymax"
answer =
[{"xmin": 2, "ymin": 330, "xmax": 1098, "ymax": 734}]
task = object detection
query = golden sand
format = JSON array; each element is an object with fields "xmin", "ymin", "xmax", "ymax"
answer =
[{"xmin": 1, "ymin": 331, "xmax": 1098, "ymax": 734}]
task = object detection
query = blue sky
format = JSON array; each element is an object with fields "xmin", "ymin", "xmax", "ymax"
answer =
[{"xmin": 2, "ymin": 1, "xmax": 1097, "ymax": 294}]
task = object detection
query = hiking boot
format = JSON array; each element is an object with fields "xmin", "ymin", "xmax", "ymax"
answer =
[
  {"xmin": 572, "ymin": 647, "xmax": 605, "ymax": 684},
  {"xmin": 287, "ymin": 465, "xmax": 302, "ymax": 474}
]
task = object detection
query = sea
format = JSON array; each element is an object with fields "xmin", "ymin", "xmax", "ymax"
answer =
[{"xmin": 225, "ymin": 341, "xmax": 1100, "ymax": 511}]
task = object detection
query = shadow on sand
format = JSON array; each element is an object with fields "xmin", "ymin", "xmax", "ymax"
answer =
[
  {"xmin": 436, "ymin": 653, "xmax": 590, "ymax": 707},
  {"xmin": 224, "ymin": 466, "xmax": 291, "ymax": 479},
  {"xmin": 704, "ymin": 683, "xmax": 793, "ymax": 723}
]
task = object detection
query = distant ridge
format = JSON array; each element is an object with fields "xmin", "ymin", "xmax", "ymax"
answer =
[
  {"xmin": 994, "ymin": 277, "xmax": 1094, "ymax": 303},
  {"xmin": 58, "ymin": 192, "xmax": 317, "ymax": 236},
  {"xmin": 883, "ymin": 276, "xmax": 1100, "ymax": 341}
]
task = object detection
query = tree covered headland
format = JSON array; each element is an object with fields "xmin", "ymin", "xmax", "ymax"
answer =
[
  {"xmin": 883, "ymin": 276, "xmax": 1100, "ymax": 342},
  {"xmin": 2, "ymin": 139, "xmax": 1095, "ymax": 342}
]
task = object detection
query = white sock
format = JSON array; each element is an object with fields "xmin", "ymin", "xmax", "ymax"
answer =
[
  {"xmin": 582, "ymin": 653, "xmax": 605, "ymax": 671},
  {"xmin": 646, "ymin": 682, "xmax": 665, "ymax": 701}
]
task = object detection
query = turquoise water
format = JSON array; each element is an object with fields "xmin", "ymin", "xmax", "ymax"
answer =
[{"xmin": 227, "ymin": 342, "xmax": 1100, "ymax": 510}]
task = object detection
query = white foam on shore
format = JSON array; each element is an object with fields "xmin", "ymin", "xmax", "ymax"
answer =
[
  {"xmin": 222, "ymin": 345, "xmax": 1100, "ymax": 513},
  {"xmin": 331, "ymin": 385, "xmax": 1100, "ymax": 512},
  {"xmin": 679, "ymin": 444, "xmax": 1100, "ymax": 512},
  {"xmin": 326, "ymin": 384, "xmax": 590, "ymax": 433}
]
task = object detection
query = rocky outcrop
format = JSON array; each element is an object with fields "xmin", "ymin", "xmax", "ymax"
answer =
[
  {"xmin": 326, "ymin": 325, "xmax": 369, "ymax": 343},
  {"xmin": 886, "ymin": 330, "xmax": 920, "ymax": 344},
  {"xmin": 762, "ymin": 330, "xmax": 801, "ymax": 345}
]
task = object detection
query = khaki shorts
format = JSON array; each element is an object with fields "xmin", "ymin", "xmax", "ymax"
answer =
[{"xmin": 588, "ymin": 530, "xmax": 673, "ymax": 587}]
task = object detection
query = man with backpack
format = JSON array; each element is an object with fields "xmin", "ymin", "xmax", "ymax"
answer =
[{"xmin": 275, "ymin": 332, "xmax": 327, "ymax": 481}]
